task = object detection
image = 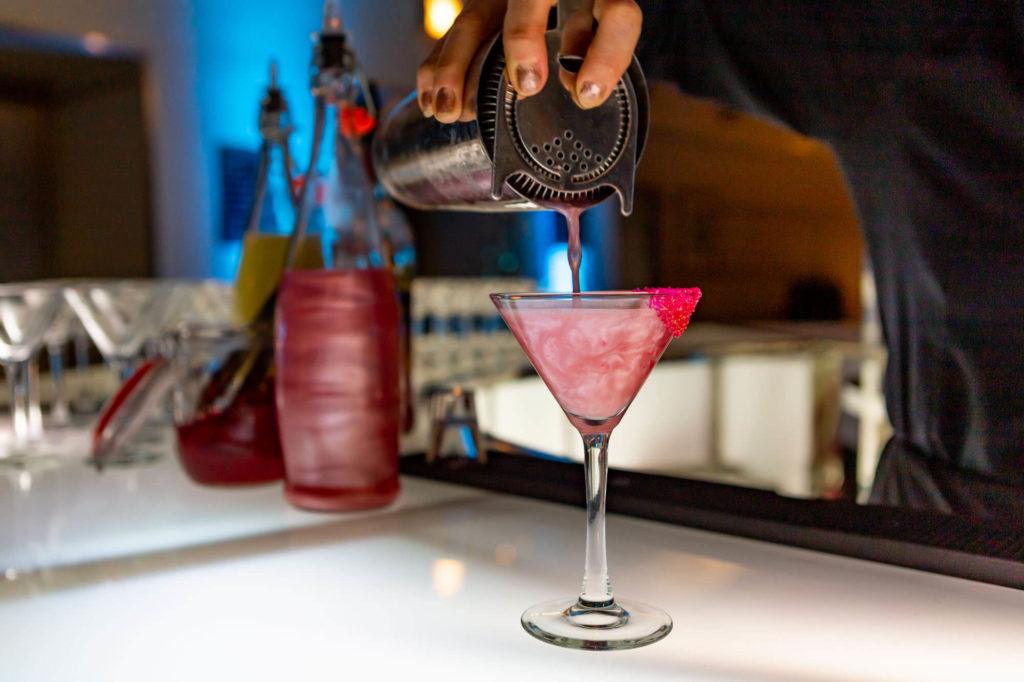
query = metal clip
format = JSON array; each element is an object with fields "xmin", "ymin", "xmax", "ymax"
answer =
[{"xmin": 427, "ymin": 385, "xmax": 486, "ymax": 464}]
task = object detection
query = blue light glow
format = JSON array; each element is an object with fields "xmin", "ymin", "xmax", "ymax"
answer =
[
  {"xmin": 193, "ymin": 0, "xmax": 323, "ymax": 279},
  {"xmin": 540, "ymin": 243, "xmax": 594, "ymax": 292},
  {"xmin": 211, "ymin": 239, "xmax": 242, "ymax": 282}
]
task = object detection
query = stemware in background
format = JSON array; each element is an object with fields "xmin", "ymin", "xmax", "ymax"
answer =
[
  {"xmin": 69, "ymin": 314, "xmax": 104, "ymax": 415},
  {"xmin": 0, "ymin": 283, "xmax": 63, "ymax": 466},
  {"xmin": 26, "ymin": 359, "xmax": 43, "ymax": 440},
  {"xmin": 195, "ymin": 280, "xmax": 236, "ymax": 326},
  {"xmin": 492, "ymin": 289, "xmax": 700, "ymax": 651},
  {"xmin": 64, "ymin": 279, "xmax": 181, "ymax": 381},
  {"xmin": 166, "ymin": 280, "xmax": 235, "ymax": 329},
  {"xmin": 149, "ymin": 280, "xmax": 235, "ymax": 358},
  {"xmin": 64, "ymin": 280, "xmax": 182, "ymax": 466},
  {"xmin": 42, "ymin": 295, "xmax": 78, "ymax": 427},
  {"xmin": 91, "ymin": 324, "xmax": 284, "ymax": 484}
]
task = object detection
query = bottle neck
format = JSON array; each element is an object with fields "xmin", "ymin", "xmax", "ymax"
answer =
[{"xmin": 318, "ymin": 119, "xmax": 382, "ymax": 270}]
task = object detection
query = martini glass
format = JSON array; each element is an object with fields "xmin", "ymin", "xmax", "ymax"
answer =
[
  {"xmin": 42, "ymin": 294, "xmax": 78, "ymax": 427},
  {"xmin": 0, "ymin": 283, "xmax": 63, "ymax": 466},
  {"xmin": 147, "ymin": 280, "xmax": 234, "ymax": 358},
  {"xmin": 491, "ymin": 288, "xmax": 701, "ymax": 650},
  {"xmin": 64, "ymin": 280, "xmax": 181, "ymax": 466},
  {"xmin": 163, "ymin": 280, "xmax": 235, "ymax": 329},
  {"xmin": 64, "ymin": 280, "xmax": 180, "ymax": 380}
]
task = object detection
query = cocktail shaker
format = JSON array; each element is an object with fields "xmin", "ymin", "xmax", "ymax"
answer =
[{"xmin": 372, "ymin": 2, "xmax": 649, "ymax": 215}]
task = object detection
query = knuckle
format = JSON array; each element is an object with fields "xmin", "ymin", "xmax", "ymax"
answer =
[
  {"xmin": 416, "ymin": 62, "xmax": 435, "ymax": 82},
  {"xmin": 453, "ymin": 7, "xmax": 486, "ymax": 33},
  {"xmin": 503, "ymin": 18, "xmax": 547, "ymax": 43},
  {"xmin": 503, "ymin": 28, "xmax": 541, "ymax": 44},
  {"xmin": 588, "ymin": 54, "xmax": 622, "ymax": 76},
  {"xmin": 434, "ymin": 52, "xmax": 468, "ymax": 77},
  {"xmin": 602, "ymin": 0, "xmax": 642, "ymax": 24},
  {"xmin": 432, "ymin": 64, "xmax": 461, "ymax": 84}
]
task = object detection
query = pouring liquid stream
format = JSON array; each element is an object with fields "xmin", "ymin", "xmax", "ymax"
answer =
[
  {"xmin": 537, "ymin": 201, "xmax": 585, "ymax": 294},
  {"xmin": 563, "ymin": 207, "xmax": 584, "ymax": 294}
]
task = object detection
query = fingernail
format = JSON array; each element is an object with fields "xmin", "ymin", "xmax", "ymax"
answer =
[
  {"xmin": 419, "ymin": 90, "xmax": 433, "ymax": 116},
  {"xmin": 578, "ymin": 81, "xmax": 605, "ymax": 108},
  {"xmin": 435, "ymin": 87, "xmax": 456, "ymax": 115},
  {"xmin": 516, "ymin": 64, "xmax": 541, "ymax": 94}
]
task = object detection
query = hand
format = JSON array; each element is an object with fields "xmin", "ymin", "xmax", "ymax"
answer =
[{"xmin": 417, "ymin": 0, "xmax": 643, "ymax": 123}]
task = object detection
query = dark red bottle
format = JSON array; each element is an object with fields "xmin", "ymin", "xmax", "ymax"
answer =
[
  {"xmin": 175, "ymin": 378, "xmax": 283, "ymax": 486},
  {"xmin": 173, "ymin": 330, "xmax": 284, "ymax": 486}
]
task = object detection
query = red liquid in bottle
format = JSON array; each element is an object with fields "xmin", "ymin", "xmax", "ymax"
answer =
[
  {"xmin": 275, "ymin": 268, "xmax": 401, "ymax": 511},
  {"xmin": 175, "ymin": 376, "xmax": 284, "ymax": 486}
]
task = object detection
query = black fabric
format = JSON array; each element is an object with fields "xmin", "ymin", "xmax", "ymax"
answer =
[
  {"xmin": 870, "ymin": 437, "xmax": 1024, "ymax": 522},
  {"xmin": 636, "ymin": 1, "xmax": 1024, "ymax": 500}
]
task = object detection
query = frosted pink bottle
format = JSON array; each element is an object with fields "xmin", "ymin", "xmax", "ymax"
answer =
[{"xmin": 275, "ymin": 267, "xmax": 400, "ymax": 511}]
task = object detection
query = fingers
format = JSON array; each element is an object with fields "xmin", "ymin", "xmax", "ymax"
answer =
[
  {"xmin": 432, "ymin": 4, "xmax": 505, "ymax": 122},
  {"xmin": 503, "ymin": 0, "xmax": 556, "ymax": 98},
  {"xmin": 415, "ymin": 0, "xmax": 639, "ymax": 122},
  {"xmin": 557, "ymin": 4, "xmax": 595, "ymax": 104},
  {"xmin": 417, "ymin": 1, "xmax": 505, "ymax": 122},
  {"xmin": 458, "ymin": 40, "xmax": 492, "ymax": 121},
  {"xmin": 574, "ymin": 0, "xmax": 642, "ymax": 109},
  {"xmin": 416, "ymin": 41, "xmax": 444, "ymax": 117}
]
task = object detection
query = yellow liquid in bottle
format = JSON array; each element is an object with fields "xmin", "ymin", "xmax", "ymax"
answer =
[{"xmin": 234, "ymin": 233, "xmax": 323, "ymax": 325}]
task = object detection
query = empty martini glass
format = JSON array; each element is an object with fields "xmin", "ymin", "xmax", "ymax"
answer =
[
  {"xmin": 65, "ymin": 280, "xmax": 181, "ymax": 466},
  {"xmin": 64, "ymin": 280, "xmax": 180, "ymax": 380},
  {"xmin": 0, "ymin": 283, "xmax": 63, "ymax": 466},
  {"xmin": 492, "ymin": 288, "xmax": 701, "ymax": 651},
  {"xmin": 164, "ymin": 280, "xmax": 236, "ymax": 329},
  {"xmin": 147, "ymin": 280, "xmax": 235, "ymax": 358},
  {"xmin": 42, "ymin": 292, "xmax": 79, "ymax": 427}
]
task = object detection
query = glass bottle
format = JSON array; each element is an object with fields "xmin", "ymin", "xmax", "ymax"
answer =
[
  {"xmin": 234, "ymin": 62, "xmax": 322, "ymax": 326},
  {"xmin": 168, "ymin": 65, "xmax": 300, "ymax": 486},
  {"xmin": 275, "ymin": 7, "xmax": 401, "ymax": 511}
]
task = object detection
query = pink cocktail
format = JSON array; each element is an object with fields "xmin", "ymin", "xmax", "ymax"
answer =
[
  {"xmin": 275, "ymin": 268, "xmax": 401, "ymax": 511},
  {"xmin": 498, "ymin": 305, "xmax": 670, "ymax": 433},
  {"xmin": 492, "ymin": 288, "xmax": 701, "ymax": 651}
]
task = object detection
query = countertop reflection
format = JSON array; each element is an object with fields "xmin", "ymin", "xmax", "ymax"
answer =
[
  {"xmin": 0, "ymin": 446, "xmax": 483, "ymax": 574},
  {"xmin": 2, "ymin": 453, "xmax": 1023, "ymax": 681}
]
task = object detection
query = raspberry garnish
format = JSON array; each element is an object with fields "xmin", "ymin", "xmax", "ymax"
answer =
[{"xmin": 639, "ymin": 287, "xmax": 702, "ymax": 337}]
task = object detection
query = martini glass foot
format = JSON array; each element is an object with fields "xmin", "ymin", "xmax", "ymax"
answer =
[{"xmin": 521, "ymin": 597, "xmax": 672, "ymax": 650}]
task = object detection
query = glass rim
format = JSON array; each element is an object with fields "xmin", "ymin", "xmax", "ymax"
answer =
[
  {"xmin": 0, "ymin": 281, "xmax": 65, "ymax": 295},
  {"xmin": 0, "ymin": 278, "xmax": 176, "ymax": 290},
  {"xmin": 63, "ymin": 278, "xmax": 178, "ymax": 290},
  {"xmin": 175, "ymin": 321, "xmax": 250, "ymax": 339},
  {"xmin": 490, "ymin": 291, "xmax": 655, "ymax": 302}
]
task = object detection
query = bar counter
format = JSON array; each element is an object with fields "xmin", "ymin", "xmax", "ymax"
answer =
[{"xmin": 2, "ymin": 453, "xmax": 1022, "ymax": 681}]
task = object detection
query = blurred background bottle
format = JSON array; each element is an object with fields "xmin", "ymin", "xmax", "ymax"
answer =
[
  {"xmin": 234, "ymin": 63, "xmax": 322, "ymax": 326},
  {"xmin": 170, "ymin": 66, "xmax": 300, "ymax": 486},
  {"xmin": 275, "ymin": 4, "xmax": 401, "ymax": 511}
]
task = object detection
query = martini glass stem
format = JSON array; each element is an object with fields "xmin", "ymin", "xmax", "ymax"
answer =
[
  {"xmin": 48, "ymin": 343, "xmax": 71, "ymax": 426},
  {"xmin": 28, "ymin": 358, "xmax": 43, "ymax": 439},
  {"xmin": 6, "ymin": 360, "xmax": 31, "ymax": 448},
  {"xmin": 580, "ymin": 432, "xmax": 614, "ymax": 606}
]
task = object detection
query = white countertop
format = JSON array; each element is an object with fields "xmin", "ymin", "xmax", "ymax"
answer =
[{"xmin": 2, "ymin": 454, "xmax": 1023, "ymax": 681}]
